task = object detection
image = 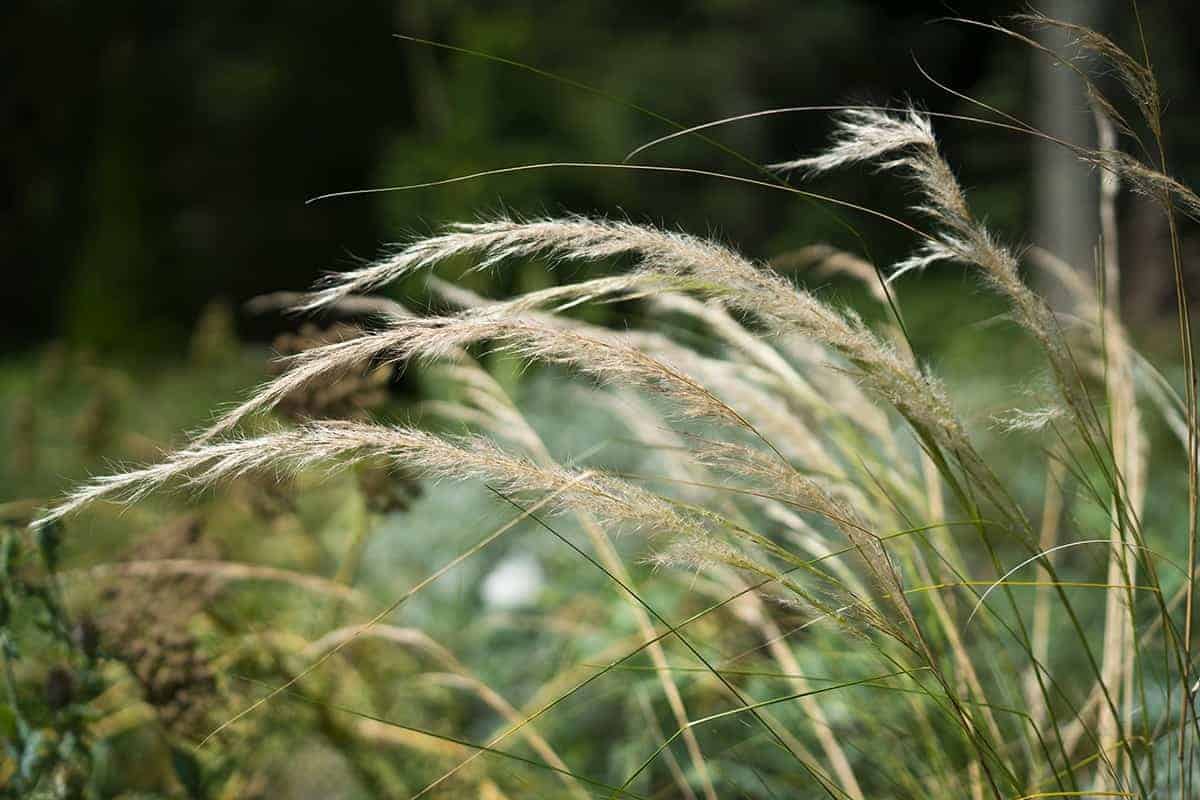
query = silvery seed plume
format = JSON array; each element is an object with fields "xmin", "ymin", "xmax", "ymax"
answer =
[
  {"xmin": 777, "ymin": 107, "xmax": 1078, "ymax": 408},
  {"xmin": 473, "ymin": 273, "xmax": 676, "ymax": 316},
  {"xmin": 650, "ymin": 293, "xmax": 890, "ymax": 474},
  {"xmin": 198, "ymin": 284, "xmax": 740, "ymax": 444},
  {"xmin": 326, "ymin": 214, "xmax": 821, "ymax": 348},
  {"xmin": 1003, "ymin": 14, "xmax": 1200, "ymax": 222},
  {"xmin": 589, "ymin": 388, "xmax": 715, "ymax": 503},
  {"xmin": 245, "ymin": 291, "xmax": 411, "ymax": 319},
  {"xmin": 1102, "ymin": 150, "xmax": 1200, "ymax": 222},
  {"xmin": 992, "ymin": 406, "xmax": 1066, "ymax": 434},
  {"xmin": 34, "ymin": 421, "xmax": 700, "ymax": 539},
  {"xmin": 671, "ymin": 361, "xmax": 840, "ymax": 475},
  {"xmin": 772, "ymin": 108, "xmax": 939, "ymax": 178},
  {"xmin": 194, "ymin": 316, "xmax": 416, "ymax": 443},
  {"xmin": 688, "ymin": 439, "xmax": 909, "ymax": 623},
  {"xmin": 770, "ymin": 244, "xmax": 888, "ymax": 305},
  {"xmin": 309, "ymin": 281, "xmax": 790, "ymax": 463},
  {"xmin": 400, "ymin": 314, "xmax": 761, "ymax": 433},
  {"xmin": 304, "ymin": 214, "xmax": 879, "ymax": 371},
  {"xmin": 650, "ymin": 293, "xmax": 830, "ymax": 418},
  {"xmin": 774, "ymin": 333, "xmax": 897, "ymax": 453},
  {"xmin": 774, "ymin": 108, "xmax": 983, "ymax": 275},
  {"xmin": 691, "ymin": 440, "xmax": 862, "ymax": 538},
  {"xmin": 761, "ymin": 501, "xmax": 872, "ymax": 599},
  {"xmin": 425, "ymin": 276, "xmax": 828, "ymax": 465},
  {"xmin": 187, "ymin": 309, "xmax": 768, "ymax": 462},
  {"xmin": 307, "ymin": 215, "xmax": 964, "ymax": 460},
  {"xmin": 1015, "ymin": 12, "xmax": 1157, "ymax": 128},
  {"xmin": 649, "ymin": 538, "xmax": 878, "ymax": 638},
  {"xmin": 296, "ymin": 215, "xmax": 743, "ymax": 313}
]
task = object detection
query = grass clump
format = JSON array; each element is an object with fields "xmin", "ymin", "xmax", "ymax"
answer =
[{"xmin": 16, "ymin": 10, "xmax": 1200, "ymax": 799}]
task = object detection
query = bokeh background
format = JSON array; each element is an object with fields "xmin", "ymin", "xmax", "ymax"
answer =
[
  {"xmin": 6, "ymin": 2, "xmax": 1200, "ymax": 797},
  {"xmin": 7, "ymin": 0, "xmax": 1200, "ymax": 359}
]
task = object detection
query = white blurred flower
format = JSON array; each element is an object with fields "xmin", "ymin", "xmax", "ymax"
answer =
[{"xmin": 481, "ymin": 553, "xmax": 545, "ymax": 610}]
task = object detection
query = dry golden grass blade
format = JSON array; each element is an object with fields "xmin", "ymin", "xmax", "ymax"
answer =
[
  {"xmin": 305, "ymin": 625, "xmax": 589, "ymax": 800},
  {"xmin": 446, "ymin": 354, "xmax": 721, "ymax": 800},
  {"xmin": 196, "ymin": 482, "xmax": 578, "ymax": 748},
  {"xmin": 73, "ymin": 558, "xmax": 367, "ymax": 606},
  {"xmin": 1026, "ymin": 458, "xmax": 1066, "ymax": 733},
  {"xmin": 727, "ymin": 583, "xmax": 865, "ymax": 800}
]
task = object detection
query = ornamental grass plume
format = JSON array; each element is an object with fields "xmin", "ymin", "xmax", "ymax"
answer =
[{"xmin": 33, "ymin": 11, "xmax": 1200, "ymax": 800}]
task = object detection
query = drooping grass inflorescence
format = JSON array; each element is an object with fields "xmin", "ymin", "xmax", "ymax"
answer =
[{"xmin": 32, "ymin": 12, "xmax": 1200, "ymax": 799}]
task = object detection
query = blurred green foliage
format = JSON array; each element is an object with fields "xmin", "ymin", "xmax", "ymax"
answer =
[
  {"xmin": 0, "ymin": 292, "xmax": 1189, "ymax": 796},
  {"xmin": 5, "ymin": 4, "xmax": 1200, "ymax": 795}
]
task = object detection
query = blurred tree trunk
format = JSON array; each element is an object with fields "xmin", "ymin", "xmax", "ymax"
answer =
[{"xmin": 1033, "ymin": 0, "xmax": 1108, "ymax": 304}]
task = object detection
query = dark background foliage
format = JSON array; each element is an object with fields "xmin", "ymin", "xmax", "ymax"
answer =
[{"xmin": 5, "ymin": 1, "xmax": 1200, "ymax": 355}]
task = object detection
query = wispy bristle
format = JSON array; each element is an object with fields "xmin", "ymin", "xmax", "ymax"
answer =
[
  {"xmin": 771, "ymin": 108, "xmax": 935, "ymax": 176},
  {"xmin": 295, "ymin": 215, "xmax": 735, "ymax": 313},
  {"xmin": 780, "ymin": 106, "xmax": 1071, "ymax": 399},
  {"xmin": 34, "ymin": 421, "xmax": 700, "ymax": 539}
]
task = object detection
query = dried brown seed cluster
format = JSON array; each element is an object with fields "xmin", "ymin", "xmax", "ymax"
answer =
[
  {"xmin": 124, "ymin": 630, "xmax": 216, "ymax": 734},
  {"xmin": 44, "ymin": 665, "xmax": 75, "ymax": 711},
  {"xmin": 97, "ymin": 514, "xmax": 221, "ymax": 735},
  {"xmin": 356, "ymin": 461, "xmax": 422, "ymax": 514},
  {"xmin": 270, "ymin": 323, "xmax": 392, "ymax": 421}
]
